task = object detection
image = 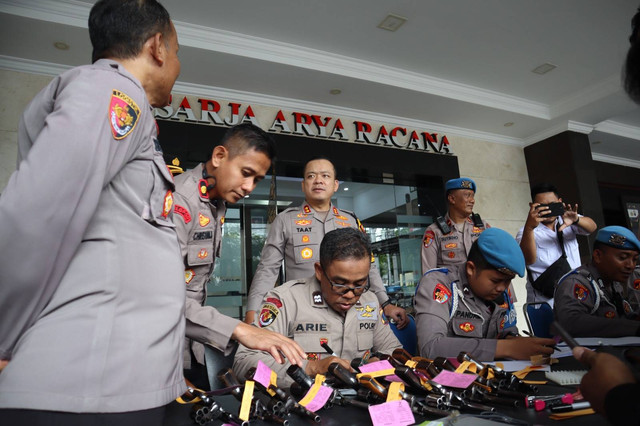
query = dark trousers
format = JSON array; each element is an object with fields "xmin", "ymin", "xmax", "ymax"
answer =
[{"xmin": 0, "ymin": 406, "xmax": 166, "ymax": 426}]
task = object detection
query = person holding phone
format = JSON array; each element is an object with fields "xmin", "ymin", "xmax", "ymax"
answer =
[{"xmin": 516, "ymin": 183, "xmax": 597, "ymax": 305}]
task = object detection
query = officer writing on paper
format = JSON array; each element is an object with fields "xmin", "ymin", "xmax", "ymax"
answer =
[
  {"xmin": 172, "ymin": 124, "xmax": 306, "ymax": 389},
  {"xmin": 415, "ymin": 228, "xmax": 556, "ymax": 360},
  {"xmin": 421, "ymin": 177, "xmax": 491, "ymax": 275},
  {"xmin": 234, "ymin": 228, "xmax": 402, "ymax": 388},
  {"xmin": 554, "ymin": 226, "xmax": 640, "ymax": 337},
  {"xmin": 516, "ymin": 183, "xmax": 596, "ymax": 305},
  {"xmin": 245, "ymin": 156, "xmax": 408, "ymax": 328}
]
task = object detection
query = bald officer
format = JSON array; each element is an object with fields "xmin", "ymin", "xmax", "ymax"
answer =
[
  {"xmin": 554, "ymin": 226, "xmax": 640, "ymax": 337},
  {"xmin": 245, "ymin": 156, "xmax": 408, "ymax": 328},
  {"xmin": 421, "ymin": 178, "xmax": 491, "ymax": 275},
  {"xmin": 415, "ymin": 228, "xmax": 555, "ymax": 361},
  {"xmin": 234, "ymin": 228, "xmax": 402, "ymax": 388}
]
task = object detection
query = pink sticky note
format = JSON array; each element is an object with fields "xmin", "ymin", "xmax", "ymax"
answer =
[
  {"xmin": 384, "ymin": 375, "xmax": 403, "ymax": 382},
  {"xmin": 253, "ymin": 360, "xmax": 273, "ymax": 389},
  {"xmin": 432, "ymin": 370, "xmax": 477, "ymax": 389},
  {"xmin": 358, "ymin": 360, "xmax": 394, "ymax": 374},
  {"xmin": 368, "ymin": 400, "xmax": 415, "ymax": 426},
  {"xmin": 301, "ymin": 385, "xmax": 333, "ymax": 412}
]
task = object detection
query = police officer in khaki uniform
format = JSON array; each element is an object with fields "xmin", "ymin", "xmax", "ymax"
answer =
[
  {"xmin": 173, "ymin": 124, "xmax": 305, "ymax": 387},
  {"xmin": 554, "ymin": 226, "xmax": 640, "ymax": 337},
  {"xmin": 421, "ymin": 178, "xmax": 491, "ymax": 274},
  {"xmin": 245, "ymin": 157, "xmax": 408, "ymax": 328},
  {"xmin": 234, "ymin": 228, "xmax": 402, "ymax": 388},
  {"xmin": 415, "ymin": 228, "xmax": 555, "ymax": 361}
]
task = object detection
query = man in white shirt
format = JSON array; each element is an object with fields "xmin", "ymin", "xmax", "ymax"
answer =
[{"xmin": 515, "ymin": 183, "xmax": 597, "ymax": 305}]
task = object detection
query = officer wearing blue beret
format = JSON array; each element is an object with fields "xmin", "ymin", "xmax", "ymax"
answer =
[
  {"xmin": 554, "ymin": 226, "xmax": 640, "ymax": 337},
  {"xmin": 415, "ymin": 228, "xmax": 556, "ymax": 360},
  {"xmin": 421, "ymin": 177, "xmax": 491, "ymax": 275}
]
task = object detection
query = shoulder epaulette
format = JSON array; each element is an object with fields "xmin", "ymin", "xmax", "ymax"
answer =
[
  {"xmin": 556, "ymin": 268, "xmax": 581, "ymax": 286},
  {"xmin": 423, "ymin": 267, "xmax": 449, "ymax": 277}
]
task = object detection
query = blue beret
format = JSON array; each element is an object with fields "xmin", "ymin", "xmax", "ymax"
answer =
[
  {"xmin": 476, "ymin": 228, "xmax": 525, "ymax": 277},
  {"xmin": 595, "ymin": 226, "xmax": 640, "ymax": 251},
  {"xmin": 446, "ymin": 177, "xmax": 476, "ymax": 193}
]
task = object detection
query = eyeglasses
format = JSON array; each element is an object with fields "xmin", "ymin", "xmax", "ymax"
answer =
[{"xmin": 321, "ymin": 268, "xmax": 369, "ymax": 296}]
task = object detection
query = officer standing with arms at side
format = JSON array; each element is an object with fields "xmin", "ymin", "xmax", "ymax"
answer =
[
  {"xmin": 421, "ymin": 178, "xmax": 491, "ymax": 275},
  {"xmin": 234, "ymin": 228, "xmax": 402, "ymax": 388},
  {"xmin": 554, "ymin": 226, "xmax": 640, "ymax": 337},
  {"xmin": 173, "ymin": 123, "xmax": 305, "ymax": 388},
  {"xmin": 0, "ymin": 1, "xmax": 185, "ymax": 424},
  {"xmin": 244, "ymin": 156, "xmax": 408, "ymax": 328},
  {"xmin": 415, "ymin": 228, "xmax": 555, "ymax": 360}
]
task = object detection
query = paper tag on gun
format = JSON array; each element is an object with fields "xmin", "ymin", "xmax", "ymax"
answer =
[
  {"xmin": 253, "ymin": 360, "xmax": 274, "ymax": 389},
  {"xmin": 358, "ymin": 360, "xmax": 402, "ymax": 382},
  {"xmin": 368, "ymin": 399, "xmax": 415, "ymax": 426},
  {"xmin": 432, "ymin": 370, "xmax": 477, "ymax": 389}
]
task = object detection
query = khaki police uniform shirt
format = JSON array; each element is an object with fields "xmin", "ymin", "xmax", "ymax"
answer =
[
  {"xmin": 247, "ymin": 201, "xmax": 390, "ymax": 312},
  {"xmin": 234, "ymin": 276, "xmax": 402, "ymax": 388},
  {"xmin": 0, "ymin": 60, "xmax": 186, "ymax": 412},
  {"xmin": 421, "ymin": 213, "xmax": 490, "ymax": 274},
  {"xmin": 414, "ymin": 264, "xmax": 518, "ymax": 361},
  {"xmin": 173, "ymin": 164, "xmax": 240, "ymax": 368},
  {"xmin": 554, "ymin": 264, "xmax": 640, "ymax": 337}
]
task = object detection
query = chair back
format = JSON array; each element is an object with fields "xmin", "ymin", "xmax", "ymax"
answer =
[
  {"xmin": 204, "ymin": 344, "xmax": 238, "ymax": 390},
  {"xmin": 523, "ymin": 302, "xmax": 554, "ymax": 338},
  {"xmin": 389, "ymin": 314, "xmax": 417, "ymax": 356}
]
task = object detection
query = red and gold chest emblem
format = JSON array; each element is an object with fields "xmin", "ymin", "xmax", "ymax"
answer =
[
  {"xmin": 445, "ymin": 243, "xmax": 457, "ymax": 249},
  {"xmin": 197, "ymin": 248, "xmax": 208, "ymax": 259},
  {"xmin": 109, "ymin": 89, "xmax": 140, "ymax": 140},
  {"xmin": 199, "ymin": 213, "xmax": 210, "ymax": 227},
  {"xmin": 198, "ymin": 179, "xmax": 209, "ymax": 200},
  {"xmin": 433, "ymin": 283, "xmax": 451, "ymax": 304},
  {"xmin": 297, "ymin": 213, "xmax": 309, "ymax": 218},
  {"xmin": 162, "ymin": 190, "xmax": 173, "ymax": 218},
  {"xmin": 573, "ymin": 283, "xmax": 589, "ymax": 301},
  {"xmin": 459, "ymin": 322, "xmax": 475, "ymax": 333},
  {"xmin": 634, "ymin": 279, "xmax": 640, "ymax": 290},
  {"xmin": 605, "ymin": 311, "xmax": 616, "ymax": 319},
  {"xmin": 303, "ymin": 205, "xmax": 312, "ymax": 214},
  {"xmin": 335, "ymin": 220, "xmax": 350, "ymax": 227},
  {"xmin": 472, "ymin": 227, "xmax": 483, "ymax": 234},
  {"xmin": 333, "ymin": 207, "xmax": 339, "ymax": 216},
  {"xmin": 301, "ymin": 248, "xmax": 313, "ymax": 259},
  {"xmin": 500, "ymin": 317, "xmax": 506, "ymax": 330},
  {"xmin": 448, "ymin": 251, "xmax": 456, "ymax": 259},
  {"xmin": 295, "ymin": 219, "xmax": 312, "ymax": 226},
  {"xmin": 335, "ymin": 215, "xmax": 349, "ymax": 220},
  {"xmin": 301, "ymin": 235, "xmax": 310, "ymax": 243}
]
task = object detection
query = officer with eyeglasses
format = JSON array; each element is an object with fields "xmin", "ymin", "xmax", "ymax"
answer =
[{"xmin": 233, "ymin": 228, "xmax": 402, "ymax": 388}]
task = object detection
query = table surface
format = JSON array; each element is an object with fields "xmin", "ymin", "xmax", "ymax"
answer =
[{"xmin": 164, "ymin": 346, "xmax": 640, "ymax": 426}]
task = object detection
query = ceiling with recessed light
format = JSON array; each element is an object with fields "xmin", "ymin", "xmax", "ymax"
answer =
[{"xmin": 0, "ymin": 0, "xmax": 638, "ymax": 166}]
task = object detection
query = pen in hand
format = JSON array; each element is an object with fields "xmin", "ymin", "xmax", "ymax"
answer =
[
  {"xmin": 321, "ymin": 342, "xmax": 338, "ymax": 357},
  {"xmin": 521, "ymin": 330, "xmax": 560, "ymax": 351}
]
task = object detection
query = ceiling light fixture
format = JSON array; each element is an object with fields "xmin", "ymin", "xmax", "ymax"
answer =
[
  {"xmin": 329, "ymin": 89, "xmax": 342, "ymax": 95},
  {"xmin": 378, "ymin": 14, "xmax": 407, "ymax": 32},
  {"xmin": 532, "ymin": 63, "xmax": 557, "ymax": 75},
  {"xmin": 54, "ymin": 41, "xmax": 69, "ymax": 50}
]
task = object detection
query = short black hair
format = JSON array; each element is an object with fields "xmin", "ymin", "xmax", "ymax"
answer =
[
  {"xmin": 220, "ymin": 123, "xmax": 276, "ymax": 161},
  {"xmin": 467, "ymin": 240, "xmax": 492, "ymax": 273},
  {"xmin": 319, "ymin": 228, "xmax": 371, "ymax": 270},
  {"xmin": 304, "ymin": 156, "xmax": 337, "ymax": 179},
  {"xmin": 530, "ymin": 183, "xmax": 559, "ymax": 201},
  {"xmin": 89, "ymin": 0, "xmax": 172, "ymax": 63},
  {"xmin": 624, "ymin": 8, "xmax": 640, "ymax": 103}
]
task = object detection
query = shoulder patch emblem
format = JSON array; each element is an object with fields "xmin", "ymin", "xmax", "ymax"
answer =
[
  {"xmin": 174, "ymin": 204, "xmax": 191, "ymax": 223},
  {"xmin": 258, "ymin": 302, "xmax": 279, "ymax": 327},
  {"xmin": 199, "ymin": 213, "xmax": 210, "ymax": 227},
  {"xmin": 184, "ymin": 269, "xmax": 194, "ymax": 284},
  {"xmin": 573, "ymin": 283, "xmax": 589, "ymax": 301},
  {"xmin": 109, "ymin": 89, "xmax": 140, "ymax": 140},
  {"xmin": 604, "ymin": 311, "xmax": 615, "ymax": 319},
  {"xmin": 266, "ymin": 297, "xmax": 283, "ymax": 308},
  {"xmin": 301, "ymin": 247, "xmax": 313, "ymax": 259},
  {"xmin": 198, "ymin": 179, "xmax": 209, "ymax": 200},
  {"xmin": 162, "ymin": 191, "xmax": 173, "ymax": 218},
  {"xmin": 313, "ymin": 291, "xmax": 323, "ymax": 305},
  {"xmin": 295, "ymin": 219, "xmax": 312, "ymax": 226},
  {"xmin": 459, "ymin": 322, "xmax": 475, "ymax": 333},
  {"xmin": 423, "ymin": 230, "xmax": 435, "ymax": 248},
  {"xmin": 433, "ymin": 283, "xmax": 452, "ymax": 304}
]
